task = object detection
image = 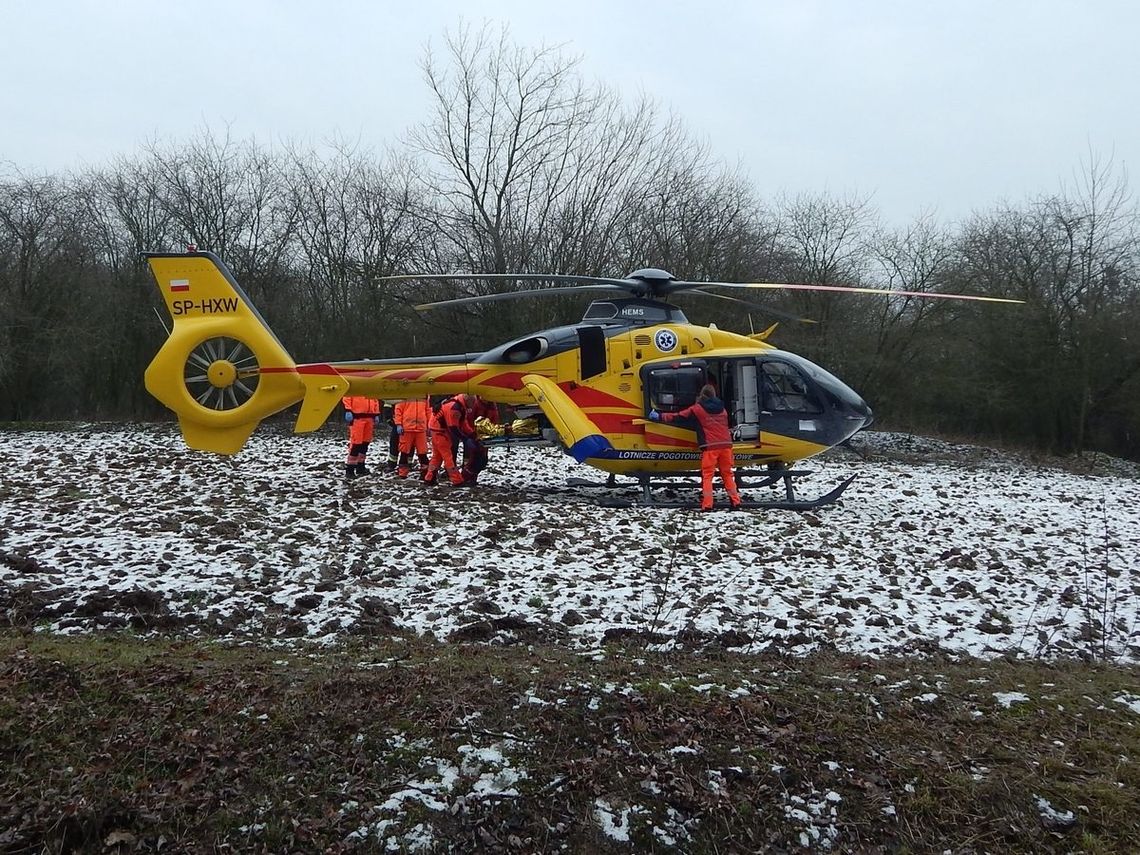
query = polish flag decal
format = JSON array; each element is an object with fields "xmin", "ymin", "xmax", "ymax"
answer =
[{"xmin": 169, "ymin": 279, "xmax": 190, "ymax": 293}]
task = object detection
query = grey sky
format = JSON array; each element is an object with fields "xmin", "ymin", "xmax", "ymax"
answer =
[{"xmin": 3, "ymin": 0, "xmax": 1136, "ymax": 225}]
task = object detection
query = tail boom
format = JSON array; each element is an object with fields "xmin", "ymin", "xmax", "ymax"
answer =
[{"xmin": 146, "ymin": 251, "xmax": 557, "ymax": 454}]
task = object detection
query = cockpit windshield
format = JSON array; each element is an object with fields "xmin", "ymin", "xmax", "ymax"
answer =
[{"xmin": 581, "ymin": 300, "xmax": 687, "ymax": 325}]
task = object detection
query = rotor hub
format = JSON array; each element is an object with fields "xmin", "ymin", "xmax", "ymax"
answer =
[
  {"xmin": 626, "ymin": 268, "xmax": 675, "ymax": 282},
  {"xmin": 207, "ymin": 360, "xmax": 238, "ymax": 388}
]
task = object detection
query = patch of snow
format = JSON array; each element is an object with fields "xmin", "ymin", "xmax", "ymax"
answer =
[
  {"xmin": 1034, "ymin": 795, "xmax": 1075, "ymax": 826},
  {"xmin": 594, "ymin": 798, "xmax": 631, "ymax": 842},
  {"xmin": 993, "ymin": 691, "xmax": 1031, "ymax": 708},
  {"xmin": 783, "ymin": 788, "xmax": 841, "ymax": 848},
  {"xmin": 1114, "ymin": 694, "xmax": 1140, "ymax": 715},
  {"xmin": 395, "ymin": 823, "xmax": 435, "ymax": 853}
]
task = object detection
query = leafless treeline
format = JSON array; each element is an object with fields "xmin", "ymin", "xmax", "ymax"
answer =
[{"xmin": 1, "ymin": 25, "xmax": 1137, "ymax": 459}]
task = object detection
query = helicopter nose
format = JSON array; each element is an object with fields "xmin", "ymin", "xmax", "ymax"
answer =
[
  {"xmin": 846, "ymin": 391, "xmax": 873, "ymax": 428},
  {"xmin": 839, "ymin": 391, "xmax": 873, "ymax": 430}
]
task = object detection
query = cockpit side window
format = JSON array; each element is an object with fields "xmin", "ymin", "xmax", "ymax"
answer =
[{"xmin": 760, "ymin": 361, "xmax": 822, "ymax": 413}]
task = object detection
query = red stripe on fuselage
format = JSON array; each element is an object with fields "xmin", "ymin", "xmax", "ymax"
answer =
[
  {"xmin": 560, "ymin": 384, "xmax": 639, "ymax": 410},
  {"xmin": 436, "ymin": 368, "xmax": 481, "ymax": 383},
  {"xmin": 479, "ymin": 372, "xmax": 529, "ymax": 390},
  {"xmin": 379, "ymin": 369, "xmax": 431, "ymax": 381},
  {"xmin": 644, "ymin": 429, "xmax": 697, "ymax": 449},
  {"xmin": 587, "ymin": 412, "xmax": 641, "ymax": 434}
]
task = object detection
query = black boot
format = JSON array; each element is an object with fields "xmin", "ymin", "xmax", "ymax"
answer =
[
  {"xmin": 356, "ymin": 462, "xmax": 369, "ymax": 476},
  {"xmin": 344, "ymin": 464, "xmax": 356, "ymax": 479}
]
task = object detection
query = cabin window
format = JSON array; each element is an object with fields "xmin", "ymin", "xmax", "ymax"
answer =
[
  {"xmin": 760, "ymin": 361, "xmax": 822, "ymax": 413},
  {"xmin": 645, "ymin": 366, "xmax": 705, "ymax": 414}
]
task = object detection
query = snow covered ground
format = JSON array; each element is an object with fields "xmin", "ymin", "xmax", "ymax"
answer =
[{"xmin": 2, "ymin": 423, "xmax": 1138, "ymax": 661}]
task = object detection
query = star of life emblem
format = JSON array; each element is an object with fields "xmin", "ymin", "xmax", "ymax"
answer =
[{"xmin": 654, "ymin": 329, "xmax": 677, "ymax": 352}]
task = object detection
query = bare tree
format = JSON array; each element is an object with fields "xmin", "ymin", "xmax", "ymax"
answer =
[
  {"xmin": 285, "ymin": 141, "xmax": 433, "ymax": 358},
  {"xmin": 411, "ymin": 23, "xmax": 600, "ymax": 274},
  {"xmin": 769, "ymin": 191, "xmax": 878, "ymax": 369},
  {"xmin": 950, "ymin": 154, "xmax": 1139, "ymax": 453},
  {"xmin": 144, "ymin": 127, "xmax": 296, "ymax": 309},
  {"xmin": 0, "ymin": 171, "xmax": 89, "ymax": 418},
  {"xmin": 856, "ymin": 211, "xmax": 957, "ymax": 388}
]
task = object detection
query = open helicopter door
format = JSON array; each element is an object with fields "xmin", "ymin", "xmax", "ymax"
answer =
[
  {"xmin": 731, "ymin": 361, "xmax": 761, "ymax": 441},
  {"xmin": 697, "ymin": 358, "xmax": 762, "ymax": 442},
  {"xmin": 640, "ymin": 361, "xmax": 706, "ymax": 452},
  {"xmin": 642, "ymin": 362, "xmax": 705, "ymax": 411}
]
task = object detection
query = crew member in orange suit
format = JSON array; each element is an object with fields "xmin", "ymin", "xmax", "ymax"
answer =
[
  {"xmin": 341, "ymin": 395, "xmax": 382, "ymax": 478},
  {"xmin": 468, "ymin": 396, "xmax": 499, "ymax": 426},
  {"xmin": 394, "ymin": 396, "xmax": 431, "ymax": 478},
  {"xmin": 649, "ymin": 384, "xmax": 741, "ymax": 510},
  {"xmin": 460, "ymin": 395, "xmax": 494, "ymax": 484},
  {"xmin": 426, "ymin": 394, "xmax": 477, "ymax": 486},
  {"xmin": 424, "ymin": 396, "xmax": 462, "ymax": 487}
]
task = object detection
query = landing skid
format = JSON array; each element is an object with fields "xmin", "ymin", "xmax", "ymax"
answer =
[
  {"xmin": 567, "ymin": 467, "xmax": 812, "ymax": 490},
  {"xmin": 584, "ymin": 466, "xmax": 857, "ymax": 511},
  {"xmin": 566, "ymin": 473, "xmax": 622, "ymax": 488}
]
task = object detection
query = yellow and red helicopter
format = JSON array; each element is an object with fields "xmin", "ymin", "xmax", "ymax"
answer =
[{"xmin": 143, "ymin": 251, "xmax": 1020, "ymax": 509}]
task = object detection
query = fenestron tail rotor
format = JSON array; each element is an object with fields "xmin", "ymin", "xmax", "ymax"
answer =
[{"xmin": 182, "ymin": 336, "xmax": 261, "ymax": 411}]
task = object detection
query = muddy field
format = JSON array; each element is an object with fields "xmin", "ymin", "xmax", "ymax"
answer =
[{"xmin": 3, "ymin": 423, "xmax": 1138, "ymax": 662}]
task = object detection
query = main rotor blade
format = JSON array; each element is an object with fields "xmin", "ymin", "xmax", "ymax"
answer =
[
  {"xmin": 414, "ymin": 284, "xmax": 629, "ymax": 311},
  {"xmin": 377, "ymin": 272, "xmax": 635, "ymax": 288},
  {"xmin": 672, "ymin": 280, "xmax": 1024, "ymax": 304},
  {"xmin": 684, "ymin": 288, "xmax": 817, "ymax": 324}
]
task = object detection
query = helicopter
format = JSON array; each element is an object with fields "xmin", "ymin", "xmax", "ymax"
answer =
[{"xmin": 142, "ymin": 250, "xmax": 1021, "ymax": 509}]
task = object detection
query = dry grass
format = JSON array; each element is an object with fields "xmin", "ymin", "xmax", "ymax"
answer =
[{"xmin": 2, "ymin": 631, "xmax": 1138, "ymax": 853}]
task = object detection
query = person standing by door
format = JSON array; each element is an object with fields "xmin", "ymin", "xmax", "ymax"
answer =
[{"xmin": 650, "ymin": 384, "xmax": 742, "ymax": 510}]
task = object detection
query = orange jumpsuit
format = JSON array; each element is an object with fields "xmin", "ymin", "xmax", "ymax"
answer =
[
  {"xmin": 394, "ymin": 397, "xmax": 430, "ymax": 478},
  {"xmin": 424, "ymin": 398, "xmax": 464, "ymax": 486},
  {"xmin": 659, "ymin": 395, "xmax": 741, "ymax": 510},
  {"xmin": 342, "ymin": 395, "xmax": 381, "ymax": 477}
]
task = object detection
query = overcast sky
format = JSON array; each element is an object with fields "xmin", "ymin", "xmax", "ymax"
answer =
[{"xmin": 3, "ymin": 0, "xmax": 1136, "ymax": 225}]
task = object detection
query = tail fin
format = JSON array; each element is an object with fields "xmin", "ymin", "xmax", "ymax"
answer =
[
  {"xmin": 748, "ymin": 322, "xmax": 780, "ymax": 342},
  {"xmin": 144, "ymin": 251, "xmax": 306, "ymax": 454}
]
